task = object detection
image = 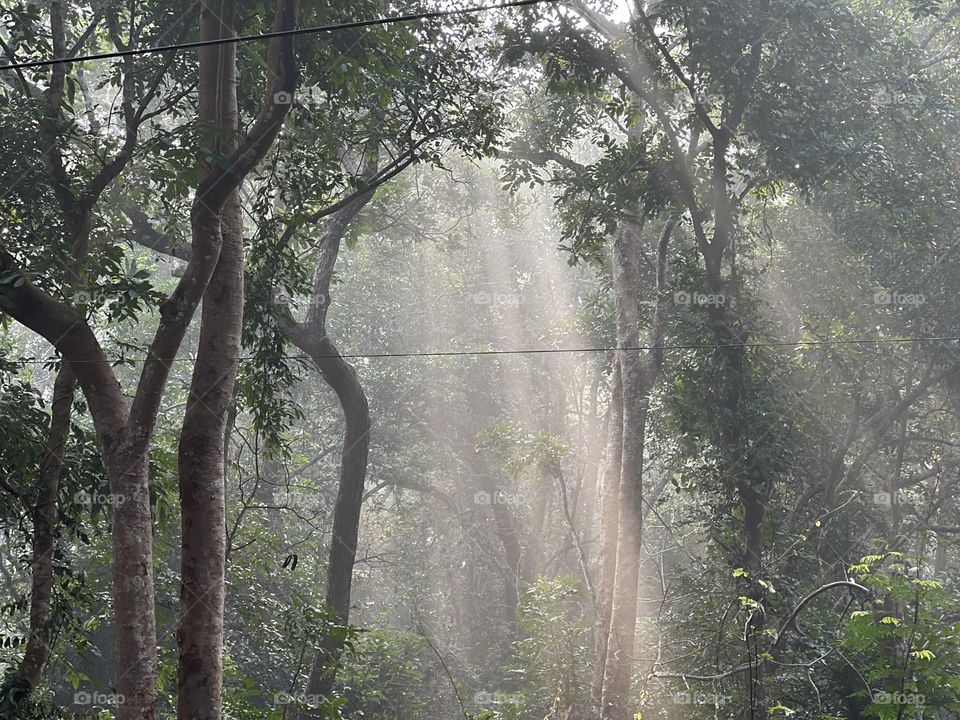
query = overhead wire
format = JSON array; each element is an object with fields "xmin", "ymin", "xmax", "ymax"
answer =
[
  {"xmin": 9, "ymin": 335, "xmax": 960, "ymax": 364},
  {"xmin": 0, "ymin": 0, "xmax": 559, "ymax": 72}
]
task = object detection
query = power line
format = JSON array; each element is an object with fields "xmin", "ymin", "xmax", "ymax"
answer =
[
  {"xmin": 11, "ymin": 335, "xmax": 960, "ymax": 364},
  {"xmin": 0, "ymin": 0, "xmax": 558, "ymax": 72}
]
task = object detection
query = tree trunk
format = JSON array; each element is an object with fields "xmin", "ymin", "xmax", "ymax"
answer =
[
  {"xmin": 10, "ymin": 366, "xmax": 76, "ymax": 697},
  {"xmin": 6, "ymin": 0, "xmax": 91, "ymax": 697},
  {"xmin": 579, "ymin": 363, "xmax": 605, "ymax": 567},
  {"xmin": 591, "ymin": 358, "xmax": 623, "ymax": 710},
  {"xmin": 292, "ymin": 335, "xmax": 370, "ymax": 713},
  {"xmin": 703, "ymin": 133, "xmax": 768, "ymax": 719},
  {"xmin": 600, "ymin": 221, "xmax": 646, "ymax": 720},
  {"xmin": 175, "ymin": 0, "xmax": 300, "ymax": 713},
  {"xmin": 177, "ymin": 188, "xmax": 243, "ymax": 719},
  {"xmin": 0, "ymin": 0, "xmax": 298, "ymax": 714},
  {"xmin": 287, "ymin": 191, "xmax": 374, "ymax": 714},
  {"xmin": 599, "ymin": 218, "xmax": 674, "ymax": 720},
  {"xmin": 175, "ymin": 1, "xmax": 241, "ymax": 714},
  {"xmin": 106, "ymin": 438, "xmax": 159, "ymax": 720}
]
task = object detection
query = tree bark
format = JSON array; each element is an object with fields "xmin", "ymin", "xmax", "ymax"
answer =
[
  {"xmin": 600, "ymin": 218, "xmax": 673, "ymax": 720},
  {"xmin": 288, "ymin": 193, "xmax": 373, "ymax": 715},
  {"xmin": 704, "ymin": 132, "xmax": 766, "ymax": 719},
  {"xmin": 177, "ymin": 0, "xmax": 299, "ymax": 714},
  {"xmin": 175, "ymin": 1, "xmax": 240, "ymax": 714},
  {"xmin": 10, "ymin": 366, "xmax": 76, "ymax": 697},
  {"xmin": 8, "ymin": 0, "xmax": 127, "ymax": 699},
  {"xmin": 290, "ymin": 334, "xmax": 370, "ymax": 712},
  {"xmin": 105, "ymin": 439, "xmax": 157, "ymax": 720},
  {"xmin": 591, "ymin": 357, "xmax": 623, "ymax": 711},
  {"xmin": 600, "ymin": 220, "xmax": 645, "ymax": 720},
  {"xmin": 0, "ymin": 1, "xmax": 298, "ymax": 714},
  {"xmin": 177, "ymin": 188, "xmax": 243, "ymax": 719}
]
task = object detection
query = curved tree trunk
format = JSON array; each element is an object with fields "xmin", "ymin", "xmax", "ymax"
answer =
[
  {"xmin": 4, "ymin": 0, "xmax": 91, "ymax": 699},
  {"xmin": 290, "ymin": 333, "xmax": 370, "ymax": 711},
  {"xmin": 288, "ymin": 191, "xmax": 374, "ymax": 715},
  {"xmin": 0, "ymin": 3, "xmax": 298, "ymax": 716}
]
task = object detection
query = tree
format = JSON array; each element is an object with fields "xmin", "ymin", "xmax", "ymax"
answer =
[{"xmin": 0, "ymin": 0, "xmax": 299, "ymax": 714}]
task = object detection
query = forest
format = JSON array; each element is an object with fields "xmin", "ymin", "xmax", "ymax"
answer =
[{"xmin": 0, "ymin": 0, "xmax": 959, "ymax": 718}]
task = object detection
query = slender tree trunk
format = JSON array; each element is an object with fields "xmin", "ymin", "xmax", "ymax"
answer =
[
  {"xmin": 0, "ymin": 1, "xmax": 298, "ymax": 715},
  {"xmin": 9, "ymin": 366, "xmax": 76, "ymax": 697},
  {"xmin": 176, "ymin": 0, "xmax": 300, "ymax": 712},
  {"xmin": 591, "ymin": 358, "xmax": 623, "ymax": 710},
  {"xmin": 174, "ymin": 0, "xmax": 241, "ymax": 713},
  {"xmin": 601, "ymin": 399, "xmax": 648, "ymax": 720},
  {"xmin": 5, "ymin": 0, "xmax": 91, "ymax": 697},
  {"xmin": 287, "ymin": 192, "xmax": 374, "ymax": 714},
  {"xmin": 599, "ymin": 218, "xmax": 674, "ymax": 720},
  {"xmin": 292, "ymin": 336, "xmax": 370, "ymax": 713},
  {"xmin": 703, "ymin": 134, "xmax": 769, "ymax": 719},
  {"xmin": 8, "ymin": 215, "xmax": 89, "ymax": 703},
  {"xmin": 579, "ymin": 364, "xmax": 605, "ymax": 565},
  {"xmin": 600, "ymin": 222, "xmax": 646, "ymax": 720},
  {"xmin": 494, "ymin": 487, "xmax": 526, "ymax": 621}
]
